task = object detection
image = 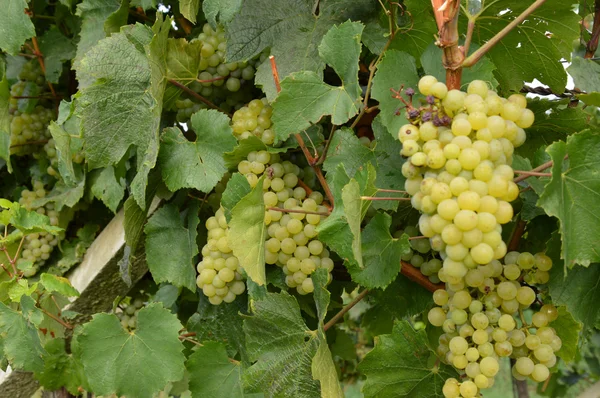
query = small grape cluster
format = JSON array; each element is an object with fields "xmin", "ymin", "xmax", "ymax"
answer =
[
  {"xmin": 196, "ymin": 207, "xmax": 247, "ymax": 305},
  {"xmin": 116, "ymin": 297, "xmax": 145, "ymax": 331},
  {"xmin": 16, "ymin": 181, "xmax": 61, "ymax": 276},
  {"xmin": 395, "ymin": 226, "xmax": 442, "ymax": 284},
  {"xmin": 40, "ymin": 138, "xmax": 85, "ymax": 179},
  {"xmin": 237, "ymin": 151, "xmax": 334, "ymax": 294},
  {"xmin": 231, "ymin": 98, "xmax": 274, "ymax": 144}
]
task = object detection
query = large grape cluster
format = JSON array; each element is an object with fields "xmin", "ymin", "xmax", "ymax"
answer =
[
  {"xmin": 231, "ymin": 98, "xmax": 274, "ymax": 144},
  {"xmin": 16, "ymin": 181, "xmax": 61, "ymax": 276},
  {"xmin": 398, "ymin": 76, "xmax": 560, "ymax": 396}
]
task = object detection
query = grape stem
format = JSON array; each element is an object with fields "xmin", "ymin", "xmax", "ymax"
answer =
[
  {"xmin": 41, "ymin": 308, "xmax": 73, "ymax": 329},
  {"xmin": 513, "ymin": 170, "xmax": 552, "ymax": 177},
  {"xmin": 167, "ymin": 79, "xmax": 231, "ymax": 116},
  {"xmin": 513, "ymin": 159, "xmax": 555, "ymax": 183},
  {"xmin": 408, "ymin": 235, "xmax": 427, "ymax": 241},
  {"xmin": 323, "ymin": 289, "xmax": 369, "ymax": 332},
  {"xmin": 360, "ymin": 196, "xmax": 411, "ymax": 201},
  {"xmin": 585, "ymin": 0, "xmax": 600, "ymax": 58},
  {"xmin": 267, "ymin": 207, "xmax": 330, "ymax": 216},
  {"xmin": 269, "ymin": 56, "xmax": 336, "ymax": 207},
  {"xmin": 31, "ymin": 37, "xmax": 58, "ymax": 101},
  {"xmin": 377, "ymin": 188, "xmax": 407, "ymax": 194},
  {"xmin": 462, "ymin": 0, "xmax": 548, "ymax": 67},
  {"xmin": 401, "ymin": 260, "xmax": 444, "ymax": 292}
]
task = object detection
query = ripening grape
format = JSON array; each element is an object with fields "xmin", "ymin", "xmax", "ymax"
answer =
[{"xmin": 231, "ymin": 98, "xmax": 275, "ymax": 144}]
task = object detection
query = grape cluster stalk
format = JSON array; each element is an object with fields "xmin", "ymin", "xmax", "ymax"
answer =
[{"xmin": 398, "ymin": 76, "xmax": 561, "ymax": 397}]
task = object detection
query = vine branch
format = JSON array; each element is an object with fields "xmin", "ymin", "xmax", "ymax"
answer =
[
  {"xmin": 513, "ymin": 159, "xmax": 554, "ymax": 183},
  {"xmin": 167, "ymin": 79, "xmax": 230, "ymax": 115},
  {"xmin": 585, "ymin": 0, "xmax": 600, "ymax": 58},
  {"xmin": 31, "ymin": 37, "xmax": 58, "ymax": 100},
  {"xmin": 463, "ymin": 0, "xmax": 548, "ymax": 67},
  {"xmin": 323, "ymin": 289, "xmax": 369, "ymax": 331},
  {"xmin": 401, "ymin": 261, "xmax": 444, "ymax": 292}
]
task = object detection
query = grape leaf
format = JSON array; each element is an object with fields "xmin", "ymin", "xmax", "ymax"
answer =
[
  {"xmin": 386, "ymin": 0, "xmax": 438, "ymax": 63},
  {"xmin": 229, "ymin": 178, "xmax": 267, "ymax": 286},
  {"xmin": 10, "ymin": 204, "xmax": 63, "ymax": 235},
  {"xmin": 567, "ymin": 57, "xmax": 600, "ymax": 106},
  {"xmin": 164, "ymin": 38, "xmax": 203, "ymax": 107},
  {"xmin": 77, "ymin": 18, "xmax": 170, "ymax": 209},
  {"xmin": 89, "ymin": 165, "xmax": 127, "ymax": 213},
  {"xmin": 34, "ymin": 339, "xmax": 86, "ymax": 395},
  {"xmin": 221, "ymin": 173, "xmax": 251, "ymax": 223},
  {"xmin": 0, "ymin": 296, "xmax": 46, "ymax": 372},
  {"xmin": 243, "ymin": 292, "xmax": 320, "ymax": 398},
  {"xmin": 346, "ymin": 213, "xmax": 410, "ymax": 289},
  {"xmin": 48, "ymin": 121, "xmax": 83, "ymax": 187},
  {"xmin": 549, "ymin": 262, "xmax": 600, "ymax": 328},
  {"xmin": 272, "ymin": 21, "xmax": 364, "ymax": 141},
  {"xmin": 371, "ymin": 50, "xmax": 419, "ymax": 138},
  {"xmin": 40, "ymin": 274, "xmax": 80, "ymax": 297},
  {"xmin": 372, "ymin": 116, "xmax": 406, "ymax": 211},
  {"xmin": 360, "ymin": 320, "xmax": 458, "ymax": 397},
  {"xmin": 550, "ymin": 306, "xmax": 582, "ymax": 363},
  {"xmin": 420, "ymin": 42, "xmax": 498, "ymax": 88},
  {"xmin": 131, "ymin": 0, "xmax": 157, "ymax": 9},
  {"xmin": 7, "ymin": 279, "xmax": 38, "ymax": 303},
  {"xmin": 538, "ymin": 130, "xmax": 600, "ymax": 267},
  {"xmin": 187, "ymin": 295, "xmax": 248, "ymax": 361},
  {"xmin": 362, "ymin": 276, "xmax": 433, "ymax": 336},
  {"xmin": 75, "ymin": 0, "xmax": 128, "ymax": 65},
  {"xmin": 0, "ymin": 0, "xmax": 35, "ymax": 55},
  {"xmin": 228, "ymin": 0, "xmax": 376, "ymax": 99},
  {"xmin": 187, "ymin": 341, "xmax": 244, "ymax": 398},
  {"xmin": 203, "ymin": 0, "xmax": 242, "ymax": 28},
  {"xmin": 144, "ymin": 203, "xmax": 199, "ymax": 291},
  {"xmin": 76, "ymin": 303, "xmax": 185, "ymax": 397},
  {"xmin": 0, "ymin": 58, "xmax": 10, "ymax": 173},
  {"xmin": 317, "ymin": 164, "xmax": 376, "ymax": 267},
  {"xmin": 159, "ymin": 110, "xmax": 236, "ymax": 193},
  {"xmin": 343, "ymin": 179, "xmax": 364, "ymax": 269},
  {"xmin": 34, "ymin": 174, "xmax": 86, "ymax": 211},
  {"xmin": 471, "ymin": 0, "xmax": 579, "ymax": 93},
  {"xmin": 323, "ymin": 128, "xmax": 377, "ymax": 178},
  {"xmin": 515, "ymin": 99, "xmax": 589, "ymax": 160},
  {"xmin": 180, "ymin": 0, "xmax": 201, "ymax": 23},
  {"xmin": 38, "ymin": 28, "xmax": 76, "ymax": 84}
]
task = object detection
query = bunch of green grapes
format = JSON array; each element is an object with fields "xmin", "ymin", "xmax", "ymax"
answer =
[
  {"xmin": 428, "ymin": 252, "xmax": 558, "ymax": 397},
  {"xmin": 16, "ymin": 181, "xmax": 62, "ymax": 276},
  {"xmin": 116, "ymin": 297, "xmax": 145, "ymax": 331},
  {"xmin": 196, "ymin": 207, "xmax": 247, "ymax": 305},
  {"xmin": 231, "ymin": 98, "xmax": 275, "ymax": 144},
  {"xmin": 41, "ymin": 138, "xmax": 85, "ymax": 179},
  {"xmin": 395, "ymin": 226, "xmax": 442, "ymax": 284},
  {"xmin": 9, "ymin": 61, "xmax": 55, "ymax": 155},
  {"xmin": 239, "ymin": 150, "xmax": 334, "ymax": 294},
  {"xmin": 175, "ymin": 88, "xmax": 254, "ymax": 123}
]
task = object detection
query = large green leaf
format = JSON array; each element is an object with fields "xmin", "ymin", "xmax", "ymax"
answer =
[
  {"xmin": 75, "ymin": 0, "xmax": 128, "ymax": 65},
  {"xmin": 163, "ymin": 38, "xmax": 203, "ymax": 107},
  {"xmin": 34, "ymin": 339, "xmax": 86, "ymax": 395},
  {"xmin": 0, "ymin": 58, "xmax": 10, "ymax": 172},
  {"xmin": 159, "ymin": 110, "xmax": 237, "ymax": 193},
  {"xmin": 538, "ymin": 130, "xmax": 600, "ymax": 267},
  {"xmin": 346, "ymin": 213, "xmax": 410, "ymax": 289},
  {"xmin": 371, "ymin": 50, "xmax": 419, "ymax": 139},
  {"xmin": 228, "ymin": 0, "xmax": 375, "ymax": 98},
  {"xmin": 472, "ymin": 0, "xmax": 579, "ymax": 93},
  {"xmin": 40, "ymin": 274, "xmax": 80, "ymax": 297},
  {"xmin": 187, "ymin": 342, "xmax": 244, "ymax": 398},
  {"xmin": 180, "ymin": 0, "xmax": 201, "ymax": 23},
  {"xmin": 0, "ymin": 0, "xmax": 35, "ymax": 55},
  {"xmin": 203, "ymin": 0, "xmax": 242, "ymax": 28},
  {"xmin": 77, "ymin": 18, "xmax": 170, "ymax": 209},
  {"xmin": 89, "ymin": 165, "xmax": 127, "ymax": 213},
  {"xmin": 144, "ymin": 203, "xmax": 199, "ymax": 291},
  {"xmin": 76, "ymin": 303, "xmax": 185, "ymax": 397},
  {"xmin": 229, "ymin": 178, "xmax": 267, "ymax": 286},
  {"xmin": 272, "ymin": 21, "xmax": 364, "ymax": 141},
  {"xmin": 360, "ymin": 320, "xmax": 458, "ymax": 397},
  {"xmin": 243, "ymin": 292, "xmax": 320, "ymax": 397},
  {"xmin": 0, "ymin": 296, "xmax": 46, "ymax": 372}
]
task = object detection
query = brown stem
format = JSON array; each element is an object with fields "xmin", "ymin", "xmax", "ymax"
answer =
[
  {"xmin": 179, "ymin": 336, "xmax": 202, "ymax": 346},
  {"xmin": 18, "ymin": 53, "xmax": 37, "ymax": 58},
  {"xmin": 1, "ymin": 247, "xmax": 17, "ymax": 275},
  {"xmin": 1, "ymin": 263, "xmax": 13, "ymax": 278},
  {"xmin": 323, "ymin": 289, "xmax": 369, "ymax": 331},
  {"xmin": 31, "ymin": 37, "xmax": 58, "ymax": 100},
  {"xmin": 377, "ymin": 188, "xmax": 407, "ymax": 194},
  {"xmin": 408, "ymin": 235, "xmax": 427, "ymax": 240},
  {"xmin": 513, "ymin": 160, "xmax": 554, "ymax": 183},
  {"xmin": 508, "ymin": 219, "xmax": 526, "ymax": 252},
  {"xmin": 315, "ymin": 125, "xmax": 337, "ymax": 166},
  {"xmin": 361, "ymin": 196, "xmax": 411, "ymax": 201},
  {"xmin": 463, "ymin": 18, "xmax": 475, "ymax": 57},
  {"xmin": 41, "ymin": 308, "xmax": 73, "ymax": 329},
  {"xmin": 167, "ymin": 79, "xmax": 230, "ymax": 115},
  {"xmin": 270, "ymin": 56, "xmax": 335, "ymax": 207},
  {"xmin": 463, "ymin": 0, "xmax": 548, "ymax": 67},
  {"xmin": 296, "ymin": 179, "xmax": 313, "ymax": 196},
  {"xmin": 267, "ymin": 207, "xmax": 330, "ymax": 216},
  {"xmin": 178, "ymin": 331, "xmax": 197, "ymax": 337},
  {"xmin": 433, "ymin": 0, "xmax": 463, "ymax": 89},
  {"xmin": 401, "ymin": 261, "xmax": 444, "ymax": 292},
  {"xmin": 12, "ymin": 236, "xmax": 26, "ymax": 266},
  {"xmin": 513, "ymin": 170, "xmax": 552, "ymax": 177},
  {"xmin": 585, "ymin": 0, "xmax": 600, "ymax": 58}
]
